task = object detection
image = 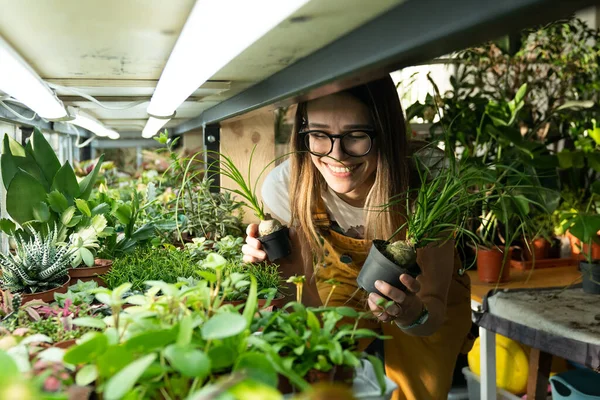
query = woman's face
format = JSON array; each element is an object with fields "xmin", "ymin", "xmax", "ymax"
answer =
[{"xmin": 305, "ymin": 92, "xmax": 378, "ymax": 206}]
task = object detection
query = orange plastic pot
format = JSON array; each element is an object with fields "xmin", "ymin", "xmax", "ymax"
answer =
[
  {"xmin": 477, "ymin": 247, "xmax": 511, "ymax": 283},
  {"xmin": 567, "ymin": 232, "xmax": 600, "ymax": 260},
  {"xmin": 523, "ymin": 238, "xmax": 549, "ymax": 261}
]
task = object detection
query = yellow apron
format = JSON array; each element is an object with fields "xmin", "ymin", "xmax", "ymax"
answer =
[{"xmin": 312, "ymin": 206, "xmax": 473, "ymax": 400}]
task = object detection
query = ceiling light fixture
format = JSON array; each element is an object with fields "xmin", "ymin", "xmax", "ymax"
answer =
[
  {"xmin": 142, "ymin": 116, "xmax": 169, "ymax": 139},
  {"xmin": 68, "ymin": 107, "xmax": 119, "ymax": 139},
  {"xmin": 142, "ymin": 0, "xmax": 309, "ymax": 137},
  {"xmin": 0, "ymin": 35, "xmax": 68, "ymax": 120}
]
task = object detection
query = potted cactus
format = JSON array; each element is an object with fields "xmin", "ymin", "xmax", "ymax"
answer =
[{"xmin": 0, "ymin": 227, "xmax": 73, "ymax": 302}]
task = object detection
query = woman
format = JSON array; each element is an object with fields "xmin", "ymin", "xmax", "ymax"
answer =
[{"xmin": 242, "ymin": 75, "xmax": 472, "ymax": 400}]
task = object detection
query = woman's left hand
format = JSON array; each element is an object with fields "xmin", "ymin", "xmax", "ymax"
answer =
[{"xmin": 367, "ymin": 274, "xmax": 423, "ymax": 325}]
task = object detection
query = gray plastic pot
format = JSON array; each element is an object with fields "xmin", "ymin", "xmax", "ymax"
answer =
[
  {"xmin": 580, "ymin": 261, "xmax": 600, "ymax": 294},
  {"xmin": 357, "ymin": 240, "xmax": 421, "ymax": 298}
]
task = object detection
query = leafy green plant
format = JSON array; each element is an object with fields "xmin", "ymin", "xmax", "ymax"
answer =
[
  {"xmin": 560, "ymin": 182, "xmax": 600, "ymax": 263},
  {"xmin": 67, "ymin": 214, "xmax": 108, "ymax": 268},
  {"xmin": 0, "ymin": 227, "xmax": 73, "ymax": 294},
  {"xmin": 0, "ymin": 128, "xmax": 104, "ymax": 238},
  {"xmin": 102, "ymin": 246, "xmax": 200, "ymax": 291}
]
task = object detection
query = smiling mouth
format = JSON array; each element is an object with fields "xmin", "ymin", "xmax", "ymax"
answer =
[{"xmin": 325, "ymin": 163, "xmax": 359, "ymax": 173}]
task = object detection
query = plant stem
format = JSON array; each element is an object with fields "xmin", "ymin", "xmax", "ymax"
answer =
[{"xmin": 324, "ymin": 285, "xmax": 337, "ymax": 307}]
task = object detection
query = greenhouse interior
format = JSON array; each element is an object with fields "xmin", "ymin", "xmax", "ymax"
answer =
[{"xmin": 1, "ymin": 1, "xmax": 600, "ymax": 399}]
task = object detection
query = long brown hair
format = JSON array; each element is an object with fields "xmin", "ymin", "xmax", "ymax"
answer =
[{"xmin": 288, "ymin": 75, "xmax": 411, "ymax": 257}]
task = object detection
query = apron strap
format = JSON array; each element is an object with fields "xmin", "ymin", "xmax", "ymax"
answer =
[{"xmin": 312, "ymin": 197, "xmax": 331, "ymax": 230}]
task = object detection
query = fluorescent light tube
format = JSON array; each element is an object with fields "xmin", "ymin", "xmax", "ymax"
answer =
[
  {"xmin": 106, "ymin": 130, "xmax": 120, "ymax": 140},
  {"xmin": 142, "ymin": 116, "xmax": 169, "ymax": 139},
  {"xmin": 0, "ymin": 36, "xmax": 68, "ymax": 120},
  {"xmin": 69, "ymin": 108, "xmax": 117, "ymax": 138},
  {"xmin": 143, "ymin": 0, "xmax": 309, "ymax": 137}
]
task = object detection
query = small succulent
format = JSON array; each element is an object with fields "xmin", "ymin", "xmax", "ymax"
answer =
[
  {"xmin": 0, "ymin": 227, "xmax": 73, "ymax": 294},
  {"xmin": 68, "ymin": 214, "xmax": 107, "ymax": 267}
]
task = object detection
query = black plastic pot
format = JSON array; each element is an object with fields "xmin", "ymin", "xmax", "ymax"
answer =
[
  {"xmin": 258, "ymin": 226, "xmax": 292, "ymax": 261},
  {"xmin": 581, "ymin": 261, "xmax": 600, "ymax": 294},
  {"xmin": 357, "ymin": 240, "xmax": 421, "ymax": 298}
]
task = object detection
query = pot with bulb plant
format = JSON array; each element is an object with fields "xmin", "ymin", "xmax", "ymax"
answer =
[
  {"xmin": 206, "ymin": 147, "xmax": 292, "ymax": 261},
  {"xmin": 357, "ymin": 147, "xmax": 482, "ymax": 297}
]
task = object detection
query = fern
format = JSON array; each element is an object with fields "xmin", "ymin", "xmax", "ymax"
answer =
[{"xmin": 0, "ymin": 227, "xmax": 73, "ymax": 294}]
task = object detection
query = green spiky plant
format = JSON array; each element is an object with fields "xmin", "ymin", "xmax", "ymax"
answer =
[{"xmin": 0, "ymin": 227, "xmax": 73, "ymax": 294}]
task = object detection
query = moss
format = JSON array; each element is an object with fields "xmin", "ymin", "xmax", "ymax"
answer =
[{"xmin": 383, "ymin": 240, "xmax": 417, "ymax": 266}]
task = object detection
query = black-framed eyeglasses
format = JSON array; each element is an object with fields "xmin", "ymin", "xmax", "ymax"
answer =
[{"xmin": 301, "ymin": 129, "xmax": 377, "ymax": 157}]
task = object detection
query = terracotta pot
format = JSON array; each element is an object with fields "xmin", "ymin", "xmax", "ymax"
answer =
[
  {"xmin": 568, "ymin": 232, "xmax": 600, "ymax": 260},
  {"xmin": 476, "ymin": 247, "xmax": 511, "ymax": 283},
  {"xmin": 54, "ymin": 339, "xmax": 77, "ymax": 349},
  {"xmin": 21, "ymin": 276, "xmax": 71, "ymax": 303},
  {"xmin": 68, "ymin": 259, "xmax": 113, "ymax": 287},
  {"xmin": 523, "ymin": 238, "xmax": 549, "ymax": 261}
]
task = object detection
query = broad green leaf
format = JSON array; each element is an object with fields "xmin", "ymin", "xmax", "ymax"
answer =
[
  {"xmin": 163, "ymin": 345, "xmax": 211, "ymax": 378},
  {"xmin": 0, "ymin": 218, "xmax": 16, "ymax": 235},
  {"xmin": 202, "ymin": 253, "xmax": 227, "ymax": 270},
  {"xmin": 335, "ymin": 306, "xmax": 359, "ymax": 318},
  {"xmin": 28, "ymin": 129, "xmax": 61, "ymax": 190},
  {"xmin": 207, "ymin": 345, "xmax": 236, "ymax": 371},
  {"xmin": 125, "ymin": 329, "xmax": 177, "ymax": 353},
  {"xmin": 572, "ymin": 151, "xmax": 585, "ymax": 168},
  {"xmin": 557, "ymin": 151, "xmax": 573, "ymax": 169},
  {"xmin": 306, "ymin": 310, "xmax": 321, "ymax": 334},
  {"xmin": 32, "ymin": 202, "xmax": 50, "ymax": 222},
  {"xmin": 94, "ymin": 292, "xmax": 112, "ymax": 305},
  {"xmin": 112, "ymin": 283, "xmax": 132, "ymax": 300},
  {"xmin": 51, "ymin": 162, "xmax": 80, "ymax": 198},
  {"xmin": 556, "ymin": 100, "xmax": 595, "ymax": 111},
  {"xmin": 0, "ymin": 350, "xmax": 19, "ymax": 378},
  {"xmin": 6, "ymin": 171, "xmax": 48, "ymax": 225},
  {"xmin": 514, "ymin": 84, "xmax": 527, "ymax": 105},
  {"xmin": 201, "ymin": 312, "xmax": 247, "ymax": 340},
  {"xmin": 2, "ymin": 133, "xmax": 25, "ymax": 156},
  {"xmin": 65, "ymin": 215, "xmax": 82, "ymax": 228},
  {"xmin": 96, "ymin": 345, "xmax": 134, "ymax": 378},
  {"xmin": 47, "ymin": 191, "xmax": 69, "ymax": 213},
  {"xmin": 80, "ymin": 247, "xmax": 95, "ymax": 267},
  {"xmin": 242, "ymin": 275, "xmax": 257, "ymax": 329},
  {"xmin": 75, "ymin": 364, "xmax": 98, "ymax": 386},
  {"xmin": 367, "ymin": 354, "xmax": 387, "ymax": 396},
  {"xmin": 75, "ymin": 199, "xmax": 91, "ymax": 217},
  {"xmin": 234, "ymin": 353, "xmax": 278, "ymax": 387},
  {"xmin": 177, "ymin": 316, "xmax": 193, "ymax": 347},
  {"xmin": 73, "ymin": 317, "xmax": 106, "ymax": 330},
  {"xmin": 588, "ymin": 152, "xmax": 600, "ymax": 173},
  {"xmin": 589, "ymin": 127, "xmax": 600, "ymax": 145},
  {"xmin": 227, "ymin": 380, "xmax": 282, "ymax": 400},
  {"xmin": 114, "ymin": 204, "xmax": 132, "ymax": 225},
  {"xmin": 130, "ymin": 224, "xmax": 155, "ymax": 241},
  {"xmin": 63, "ymin": 333, "xmax": 108, "ymax": 365},
  {"xmin": 91, "ymin": 203, "xmax": 111, "ymax": 216},
  {"xmin": 78, "ymin": 154, "xmax": 105, "ymax": 200},
  {"xmin": 104, "ymin": 353, "xmax": 156, "ymax": 400}
]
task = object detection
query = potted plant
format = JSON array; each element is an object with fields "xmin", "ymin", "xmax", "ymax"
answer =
[
  {"xmin": 0, "ymin": 227, "xmax": 73, "ymax": 302},
  {"xmin": 357, "ymin": 145, "xmax": 481, "ymax": 294},
  {"xmin": 205, "ymin": 147, "xmax": 291, "ymax": 261},
  {"xmin": 67, "ymin": 214, "xmax": 114, "ymax": 286},
  {"xmin": 560, "ymin": 187, "xmax": 600, "ymax": 294}
]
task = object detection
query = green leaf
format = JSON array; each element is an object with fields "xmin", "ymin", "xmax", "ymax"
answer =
[
  {"xmin": 91, "ymin": 203, "xmax": 111, "ymax": 216},
  {"xmin": 61, "ymin": 206, "xmax": 76, "ymax": 225},
  {"xmin": 207, "ymin": 345, "xmax": 236, "ymax": 371},
  {"xmin": 588, "ymin": 152, "xmax": 600, "ymax": 173},
  {"xmin": 556, "ymin": 100, "xmax": 595, "ymax": 111},
  {"xmin": 78, "ymin": 154, "xmax": 105, "ymax": 200},
  {"xmin": 28, "ymin": 129, "xmax": 61, "ymax": 190},
  {"xmin": 80, "ymin": 247, "xmax": 95, "ymax": 267},
  {"xmin": 0, "ymin": 218, "xmax": 16, "ymax": 235},
  {"xmin": 72, "ymin": 317, "xmax": 106, "ymax": 330},
  {"xmin": 201, "ymin": 312, "xmax": 247, "ymax": 340},
  {"xmin": 177, "ymin": 316, "xmax": 193, "ymax": 347},
  {"xmin": 51, "ymin": 162, "xmax": 80, "ymax": 199},
  {"xmin": 114, "ymin": 204, "xmax": 132, "ymax": 225},
  {"xmin": 514, "ymin": 84, "xmax": 527, "ymax": 105},
  {"xmin": 125, "ymin": 329, "xmax": 177, "ymax": 353},
  {"xmin": 335, "ymin": 306, "xmax": 359, "ymax": 318},
  {"xmin": 75, "ymin": 199, "xmax": 91, "ymax": 217},
  {"xmin": 32, "ymin": 202, "xmax": 50, "ymax": 222},
  {"xmin": 163, "ymin": 344, "xmax": 211, "ymax": 378},
  {"xmin": 367, "ymin": 354, "xmax": 387, "ymax": 396},
  {"xmin": 0, "ymin": 350, "xmax": 19, "ymax": 378},
  {"xmin": 63, "ymin": 333, "xmax": 108, "ymax": 365},
  {"xmin": 75, "ymin": 364, "xmax": 98, "ymax": 386},
  {"xmin": 202, "ymin": 253, "xmax": 227, "ymax": 270},
  {"xmin": 233, "ymin": 353, "xmax": 278, "ymax": 387},
  {"xmin": 6, "ymin": 170, "xmax": 48, "ymax": 225},
  {"xmin": 557, "ymin": 150, "xmax": 573, "ymax": 169},
  {"xmin": 572, "ymin": 151, "xmax": 585, "ymax": 168},
  {"xmin": 47, "ymin": 191, "xmax": 69, "ymax": 213},
  {"xmin": 96, "ymin": 345, "xmax": 134, "ymax": 378},
  {"xmin": 227, "ymin": 380, "xmax": 282, "ymax": 400},
  {"xmin": 242, "ymin": 275, "xmax": 258, "ymax": 328},
  {"xmin": 104, "ymin": 353, "xmax": 156, "ymax": 400},
  {"xmin": 590, "ymin": 127, "xmax": 600, "ymax": 145},
  {"xmin": 306, "ymin": 310, "xmax": 321, "ymax": 334}
]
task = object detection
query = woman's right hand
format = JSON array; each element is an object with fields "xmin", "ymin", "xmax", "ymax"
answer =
[{"xmin": 242, "ymin": 224, "xmax": 267, "ymax": 263}]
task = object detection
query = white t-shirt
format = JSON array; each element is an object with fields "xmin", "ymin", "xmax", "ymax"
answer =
[{"xmin": 261, "ymin": 160, "xmax": 365, "ymax": 237}]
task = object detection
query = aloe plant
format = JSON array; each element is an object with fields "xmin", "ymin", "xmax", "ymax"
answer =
[{"xmin": 0, "ymin": 227, "xmax": 73, "ymax": 294}]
